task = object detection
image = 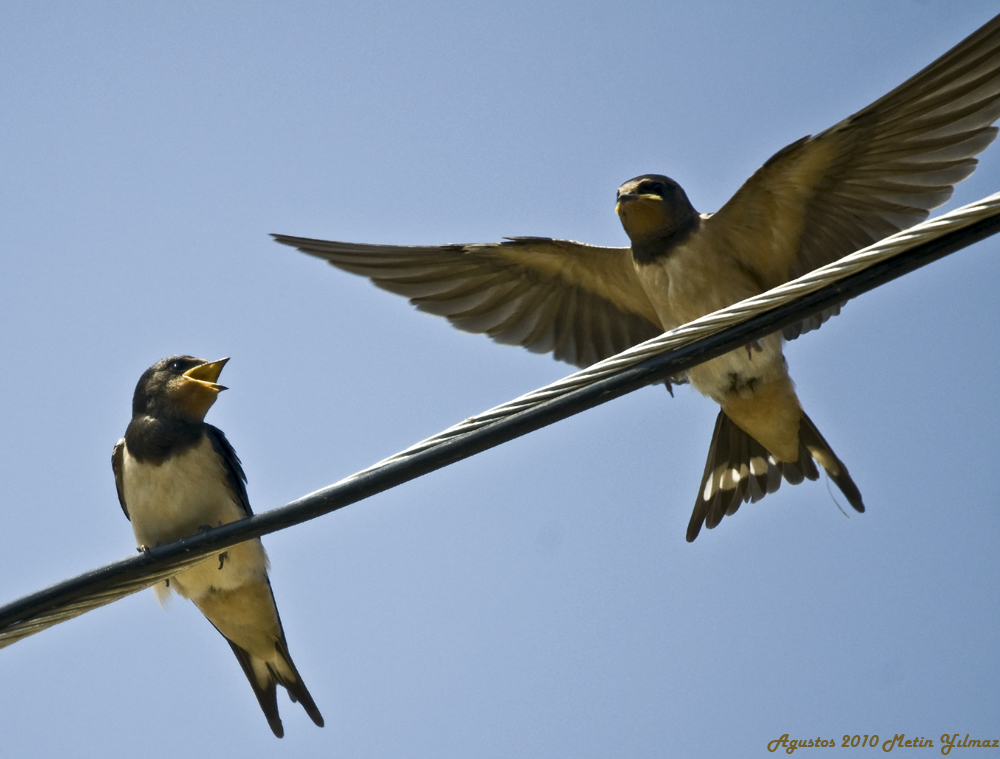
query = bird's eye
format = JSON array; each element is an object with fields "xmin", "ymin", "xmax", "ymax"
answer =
[
  {"xmin": 645, "ymin": 182, "xmax": 665, "ymax": 195},
  {"xmin": 169, "ymin": 360, "xmax": 184, "ymax": 371}
]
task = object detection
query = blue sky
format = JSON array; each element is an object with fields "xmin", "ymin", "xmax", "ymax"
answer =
[{"xmin": 1, "ymin": 2, "xmax": 998, "ymax": 757}]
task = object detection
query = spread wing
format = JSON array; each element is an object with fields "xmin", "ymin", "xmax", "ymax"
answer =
[
  {"xmin": 205, "ymin": 425, "xmax": 253, "ymax": 517},
  {"xmin": 112, "ymin": 438, "xmax": 129, "ymax": 520},
  {"xmin": 708, "ymin": 14, "xmax": 1000, "ymax": 338},
  {"xmin": 273, "ymin": 235, "xmax": 663, "ymax": 370}
]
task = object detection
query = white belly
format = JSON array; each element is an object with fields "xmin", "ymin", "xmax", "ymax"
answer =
[
  {"xmin": 634, "ymin": 241, "xmax": 787, "ymax": 402},
  {"xmin": 121, "ymin": 436, "xmax": 268, "ymax": 602}
]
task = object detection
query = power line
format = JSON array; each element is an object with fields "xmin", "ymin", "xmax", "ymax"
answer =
[{"xmin": 2, "ymin": 191, "xmax": 999, "ymax": 649}]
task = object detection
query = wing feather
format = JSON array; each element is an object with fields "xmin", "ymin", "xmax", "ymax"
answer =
[
  {"xmin": 112, "ymin": 439, "xmax": 128, "ymax": 520},
  {"xmin": 707, "ymin": 14, "xmax": 1000, "ymax": 339},
  {"xmin": 204, "ymin": 425, "xmax": 252, "ymax": 518},
  {"xmin": 274, "ymin": 235, "xmax": 663, "ymax": 369}
]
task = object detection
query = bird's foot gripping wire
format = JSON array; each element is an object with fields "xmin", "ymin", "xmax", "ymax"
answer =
[
  {"xmin": 744, "ymin": 340, "xmax": 763, "ymax": 359},
  {"xmin": 660, "ymin": 373, "xmax": 688, "ymax": 397}
]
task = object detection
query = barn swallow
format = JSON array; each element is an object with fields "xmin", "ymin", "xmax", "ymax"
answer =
[
  {"xmin": 112, "ymin": 356, "xmax": 323, "ymax": 737},
  {"xmin": 274, "ymin": 15, "xmax": 1000, "ymax": 540}
]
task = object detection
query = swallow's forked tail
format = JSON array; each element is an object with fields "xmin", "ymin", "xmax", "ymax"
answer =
[
  {"xmin": 225, "ymin": 634, "xmax": 325, "ymax": 738},
  {"xmin": 687, "ymin": 410, "xmax": 864, "ymax": 542},
  {"xmin": 194, "ymin": 578, "xmax": 325, "ymax": 739}
]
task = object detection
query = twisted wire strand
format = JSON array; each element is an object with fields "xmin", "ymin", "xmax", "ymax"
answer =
[
  {"xmin": 0, "ymin": 554, "xmax": 211, "ymax": 648},
  {"xmin": 1, "ymin": 190, "xmax": 999, "ymax": 650}
]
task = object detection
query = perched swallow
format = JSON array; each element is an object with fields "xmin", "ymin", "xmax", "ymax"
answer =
[
  {"xmin": 275, "ymin": 16, "xmax": 1000, "ymax": 540},
  {"xmin": 112, "ymin": 356, "xmax": 323, "ymax": 737}
]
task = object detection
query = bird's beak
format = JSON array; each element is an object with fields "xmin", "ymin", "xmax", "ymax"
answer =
[
  {"xmin": 183, "ymin": 358, "xmax": 229, "ymax": 392},
  {"xmin": 615, "ymin": 191, "xmax": 656, "ymax": 215},
  {"xmin": 615, "ymin": 192, "xmax": 668, "ymax": 240}
]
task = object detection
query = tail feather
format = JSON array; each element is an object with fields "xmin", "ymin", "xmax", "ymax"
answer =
[
  {"xmin": 275, "ymin": 637, "xmax": 325, "ymax": 728},
  {"xmin": 780, "ymin": 445, "xmax": 819, "ymax": 486},
  {"xmin": 221, "ymin": 634, "xmax": 325, "ymax": 738},
  {"xmin": 225, "ymin": 638, "xmax": 285, "ymax": 738},
  {"xmin": 196, "ymin": 576, "xmax": 325, "ymax": 738},
  {"xmin": 799, "ymin": 411, "xmax": 865, "ymax": 514},
  {"xmin": 687, "ymin": 410, "xmax": 864, "ymax": 542},
  {"xmin": 716, "ymin": 414, "xmax": 744, "ymax": 518}
]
